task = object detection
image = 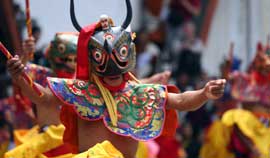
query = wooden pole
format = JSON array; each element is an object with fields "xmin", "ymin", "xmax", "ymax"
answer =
[{"xmin": 0, "ymin": 42, "xmax": 43, "ymax": 97}]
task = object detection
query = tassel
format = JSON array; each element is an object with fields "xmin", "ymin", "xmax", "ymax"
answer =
[
  {"xmin": 128, "ymin": 72, "xmax": 140, "ymax": 83},
  {"xmin": 93, "ymin": 75, "xmax": 118, "ymax": 126}
]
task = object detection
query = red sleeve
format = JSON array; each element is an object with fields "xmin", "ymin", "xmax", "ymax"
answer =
[{"xmin": 161, "ymin": 85, "xmax": 180, "ymax": 137}]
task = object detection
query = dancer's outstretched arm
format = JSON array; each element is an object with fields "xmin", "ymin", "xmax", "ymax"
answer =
[{"xmin": 167, "ymin": 79, "xmax": 226, "ymax": 111}]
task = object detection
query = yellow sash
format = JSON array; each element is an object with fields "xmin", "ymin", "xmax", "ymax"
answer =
[{"xmin": 5, "ymin": 124, "xmax": 65, "ymax": 158}]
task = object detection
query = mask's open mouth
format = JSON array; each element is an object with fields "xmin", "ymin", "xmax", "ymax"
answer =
[{"xmin": 107, "ymin": 75, "xmax": 121, "ymax": 80}]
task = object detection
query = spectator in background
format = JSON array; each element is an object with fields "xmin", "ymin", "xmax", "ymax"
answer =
[
  {"xmin": 166, "ymin": 0, "xmax": 201, "ymax": 54},
  {"xmin": 173, "ymin": 21, "xmax": 204, "ymax": 86},
  {"xmin": 23, "ymin": 23, "xmax": 48, "ymax": 67},
  {"xmin": 167, "ymin": 0, "xmax": 201, "ymax": 27},
  {"xmin": 148, "ymin": 21, "xmax": 167, "ymax": 51},
  {"xmin": 31, "ymin": 24, "xmax": 45, "ymax": 66},
  {"xmin": 173, "ymin": 21, "xmax": 203, "ymax": 55},
  {"xmin": 135, "ymin": 31, "xmax": 161, "ymax": 78},
  {"xmin": 142, "ymin": 0, "xmax": 164, "ymax": 33}
]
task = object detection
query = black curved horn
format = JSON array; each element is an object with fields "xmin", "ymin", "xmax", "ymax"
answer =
[
  {"xmin": 70, "ymin": 0, "xmax": 82, "ymax": 32},
  {"xmin": 121, "ymin": 0, "xmax": 132, "ymax": 29}
]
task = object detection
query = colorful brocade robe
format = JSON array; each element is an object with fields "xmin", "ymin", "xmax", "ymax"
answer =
[
  {"xmin": 25, "ymin": 63, "xmax": 53, "ymax": 86},
  {"xmin": 47, "ymin": 77, "xmax": 168, "ymax": 141}
]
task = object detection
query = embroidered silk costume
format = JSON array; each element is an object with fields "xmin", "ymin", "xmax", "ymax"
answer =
[{"xmin": 48, "ymin": 78, "xmax": 167, "ymax": 141}]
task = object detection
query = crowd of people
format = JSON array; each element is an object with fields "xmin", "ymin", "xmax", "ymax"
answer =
[{"xmin": 0, "ymin": 0, "xmax": 269, "ymax": 158}]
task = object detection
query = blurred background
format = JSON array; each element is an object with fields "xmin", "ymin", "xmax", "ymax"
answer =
[{"xmin": 0, "ymin": 0, "xmax": 270, "ymax": 157}]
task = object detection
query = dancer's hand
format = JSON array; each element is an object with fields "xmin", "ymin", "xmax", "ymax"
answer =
[
  {"xmin": 7, "ymin": 55, "xmax": 25, "ymax": 80},
  {"xmin": 203, "ymin": 79, "xmax": 226, "ymax": 99}
]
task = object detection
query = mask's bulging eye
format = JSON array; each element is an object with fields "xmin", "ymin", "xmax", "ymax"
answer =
[
  {"xmin": 57, "ymin": 43, "xmax": 66, "ymax": 53},
  {"xmin": 119, "ymin": 46, "xmax": 128, "ymax": 58},
  {"xmin": 93, "ymin": 50, "xmax": 102, "ymax": 62}
]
